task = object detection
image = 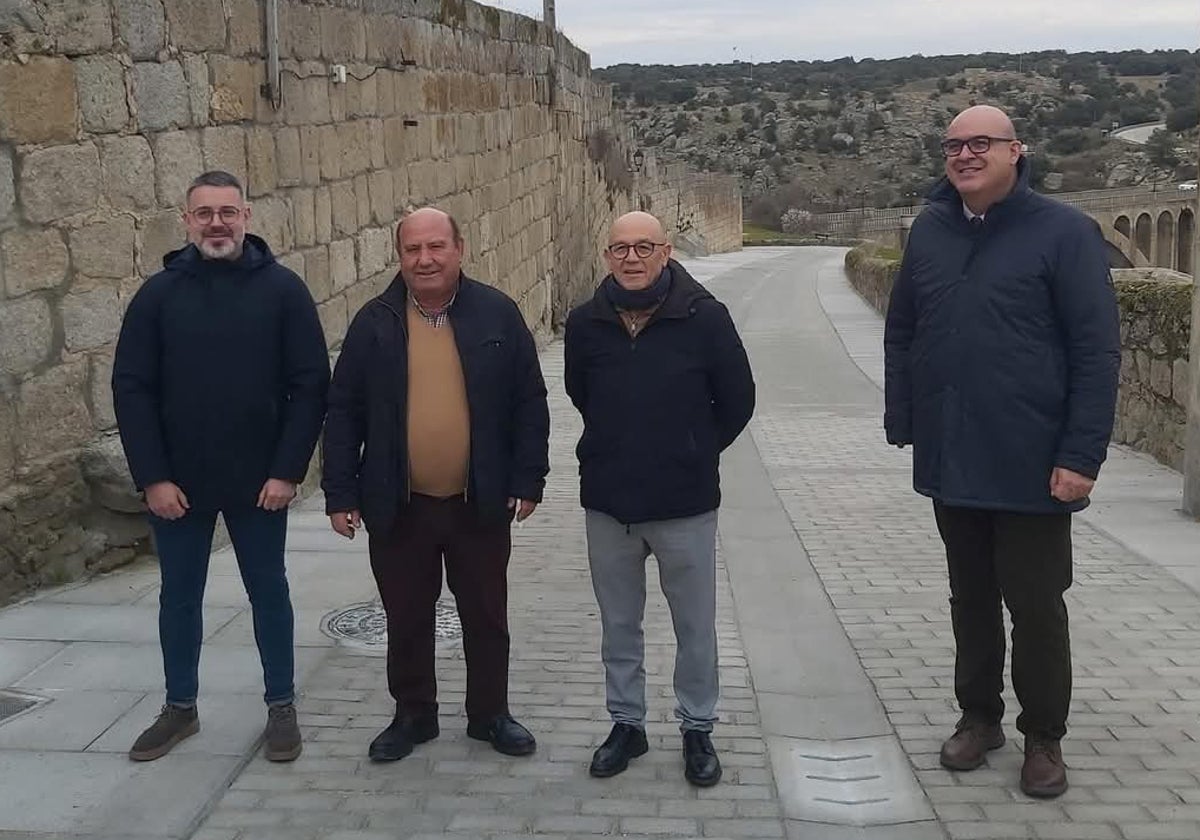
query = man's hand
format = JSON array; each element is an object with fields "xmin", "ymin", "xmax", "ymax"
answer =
[
  {"xmin": 257, "ymin": 478, "xmax": 297, "ymax": 512},
  {"xmin": 145, "ymin": 481, "xmax": 189, "ymax": 520},
  {"xmin": 330, "ymin": 510, "xmax": 361, "ymax": 539},
  {"xmin": 508, "ymin": 498, "xmax": 537, "ymax": 523},
  {"xmin": 1050, "ymin": 467, "xmax": 1094, "ymax": 503}
]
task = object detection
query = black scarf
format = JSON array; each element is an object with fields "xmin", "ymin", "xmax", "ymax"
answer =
[{"xmin": 604, "ymin": 266, "xmax": 672, "ymax": 311}]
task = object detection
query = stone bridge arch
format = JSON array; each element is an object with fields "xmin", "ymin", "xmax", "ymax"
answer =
[
  {"xmin": 1077, "ymin": 196, "xmax": 1196, "ymax": 275},
  {"xmin": 1179, "ymin": 207, "xmax": 1195, "ymax": 275},
  {"xmin": 1135, "ymin": 213, "xmax": 1154, "ymax": 263},
  {"xmin": 1156, "ymin": 211, "xmax": 1176, "ymax": 268}
]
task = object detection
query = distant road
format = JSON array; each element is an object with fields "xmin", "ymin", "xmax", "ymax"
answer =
[{"xmin": 1112, "ymin": 122, "xmax": 1166, "ymax": 144}]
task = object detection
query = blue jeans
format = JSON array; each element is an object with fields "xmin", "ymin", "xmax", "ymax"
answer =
[{"xmin": 150, "ymin": 507, "xmax": 294, "ymax": 707}]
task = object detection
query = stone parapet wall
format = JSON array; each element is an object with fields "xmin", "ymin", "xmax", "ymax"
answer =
[
  {"xmin": 0, "ymin": 0, "xmax": 741, "ymax": 603},
  {"xmin": 843, "ymin": 246, "xmax": 1193, "ymax": 472},
  {"xmin": 1112, "ymin": 270, "xmax": 1192, "ymax": 470}
]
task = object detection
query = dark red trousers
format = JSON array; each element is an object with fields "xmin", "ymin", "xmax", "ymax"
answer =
[{"xmin": 368, "ymin": 494, "xmax": 512, "ymax": 721}]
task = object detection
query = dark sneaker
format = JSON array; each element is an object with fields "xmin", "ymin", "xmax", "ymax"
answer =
[
  {"xmin": 939, "ymin": 717, "xmax": 1005, "ymax": 771},
  {"xmin": 682, "ymin": 730, "xmax": 722, "ymax": 787},
  {"xmin": 1021, "ymin": 738, "xmax": 1068, "ymax": 798},
  {"xmin": 264, "ymin": 703, "xmax": 302, "ymax": 762},
  {"xmin": 368, "ymin": 714, "xmax": 440, "ymax": 762},
  {"xmin": 466, "ymin": 713, "xmax": 536, "ymax": 756},
  {"xmin": 128, "ymin": 704, "xmax": 199, "ymax": 762},
  {"xmin": 589, "ymin": 723, "xmax": 649, "ymax": 778}
]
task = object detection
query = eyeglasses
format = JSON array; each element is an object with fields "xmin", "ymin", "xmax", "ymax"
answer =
[
  {"xmin": 607, "ymin": 241, "xmax": 667, "ymax": 260},
  {"xmin": 940, "ymin": 135, "xmax": 1016, "ymax": 158},
  {"xmin": 188, "ymin": 206, "xmax": 243, "ymax": 224}
]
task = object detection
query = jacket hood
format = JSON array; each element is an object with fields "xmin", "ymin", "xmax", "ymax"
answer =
[
  {"xmin": 162, "ymin": 233, "xmax": 277, "ymax": 274},
  {"xmin": 927, "ymin": 154, "xmax": 1032, "ymax": 215},
  {"xmin": 589, "ymin": 259, "xmax": 713, "ymax": 319}
]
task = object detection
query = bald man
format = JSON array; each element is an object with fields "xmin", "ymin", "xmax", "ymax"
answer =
[
  {"xmin": 884, "ymin": 105, "xmax": 1119, "ymax": 797},
  {"xmin": 564, "ymin": 212, "xmax": 755, "ymax": 786},
  {"xmin": 323, "ymin": 207, "xmax": 550, "ymax": 763}
]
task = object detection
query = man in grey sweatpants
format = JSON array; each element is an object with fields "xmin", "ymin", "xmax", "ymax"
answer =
[{"xmin": 563, "ymin": 212, "xmax": 755, "ymax": 786}]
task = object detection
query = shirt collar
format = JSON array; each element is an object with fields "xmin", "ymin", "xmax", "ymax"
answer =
[
  {"xmin": 962, "ymin": 202, "xmax": 985, "ymax": 222},
  {"xmin": 409, "ymin": 285, "xmax": 458, "ymax": 328}
]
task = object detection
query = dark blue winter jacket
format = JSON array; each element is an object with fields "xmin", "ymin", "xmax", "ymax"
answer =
[
  {"xmin": 564, "ymin": 260, "xmax": 755, "ymax": 524},
  {"xmin": 883, "ymin": 161, "xmax": 1120, "ymax": 513},
  {"xmin": 321, "ymin": 274, "xmax": 550, "ymax": 535},
  {"xmin": 112, "ymin": 235, "xmax": 330, "ymax": 510}
]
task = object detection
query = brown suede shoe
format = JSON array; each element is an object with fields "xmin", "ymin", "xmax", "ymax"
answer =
[
  {"xmin": 264, "ymin": 703, "xmax": 302, "ymax": 762},
  {"xmin": 939, "ymin": 717, "xmax": 1005, "ymax": 771},
  {"xmin": 1021, "ymin": 738, "xmax": 1068, "ymax": 798},
  {"xmin": 128, "ymin": 704, "xmax": 199, "ymax": 762}
]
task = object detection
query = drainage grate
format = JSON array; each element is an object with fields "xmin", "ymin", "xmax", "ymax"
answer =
[
  {"xmin": 0, "ymin": 690, "xmax": 44, "ymax": 725},
  {"xmin": 321, "ymin": 599, "xmax": 463, "ymax": 649},
  {"xmin": 768, "ymin": 736, "xmax": 934, "ymax": 826}
]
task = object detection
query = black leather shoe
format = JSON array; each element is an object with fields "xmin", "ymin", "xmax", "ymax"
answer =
[
  {"xmin": 368, "ymin": 714, "xmax": 439, "ymax": 762},
  {"xmin": 466, "ymin": 713, "xmax": 536, "ymax": 756},
  {"xmin": 589, "ymin": 723, "xmax": 649, "ymax": 778},
  {"xmin": 683, "ymin": 730, "xmax": 722, "ymax": 787}
]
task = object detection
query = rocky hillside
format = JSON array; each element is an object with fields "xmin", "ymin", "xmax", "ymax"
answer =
[{"xmin": 596, "ymin": 50, "xmax": 1199, "ymax": 229}]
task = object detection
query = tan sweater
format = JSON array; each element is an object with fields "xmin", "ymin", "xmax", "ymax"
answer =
[{"xmin": 406, "ymin": 305, "xmax": 470, "ymax": 498}]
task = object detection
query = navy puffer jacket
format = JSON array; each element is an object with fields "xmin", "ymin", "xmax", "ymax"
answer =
[{"xmin": 884, "ymin": 161, "xmax": 1120, "ymax": 513}]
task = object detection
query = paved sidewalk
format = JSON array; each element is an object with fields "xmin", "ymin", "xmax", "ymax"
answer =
[
  {"xmin": 714, "ymin": 248, "xmax": 1200, "ymax": 840},
  {"xmin": 2, "ymin": 246, "xmax": 1199, "ymax": 840}
]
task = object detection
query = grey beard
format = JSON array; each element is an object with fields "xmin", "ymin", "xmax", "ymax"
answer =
[{"xmin": 197, "ymin": 238, "xmax": 242, "ymax": 260}]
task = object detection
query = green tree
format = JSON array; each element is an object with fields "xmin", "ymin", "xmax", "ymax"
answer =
[
  {"xmin": 1167, "ymin": 105, "xmax": 1200, "ymax": 132},
  {"xmin": 1145, "ymin": 129, "xmax": 1180, "ymax": 169}
]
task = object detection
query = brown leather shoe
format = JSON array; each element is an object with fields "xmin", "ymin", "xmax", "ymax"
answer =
[
  {"xmin": 939, "ymin": 717, "xmax": 1005, "ymax": 771},
  {"xmin": 1021, "ymin": 738, "xmax": 1068, "ymax": 798}
]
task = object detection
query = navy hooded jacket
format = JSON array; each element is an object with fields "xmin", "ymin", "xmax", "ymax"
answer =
[
  {"xmin": 112, "ymin": 234, "xmax": 330, "ymax": 510},
  {"xmin": 883, "ymin": 160, "xmax": 1120, "ymax": 513}
]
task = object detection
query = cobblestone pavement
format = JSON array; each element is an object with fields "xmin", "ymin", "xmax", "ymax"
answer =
[
  {"xmin": 710, "ymin": 249, "xmax": 1200, "ymax": 840},
  {"xmin": 194, "ymin": 343, "xmax": 788, "ymax": 840},
  {"xmin": 193, "ymin": 247, "xmax": 1200, "ymax": 840}
]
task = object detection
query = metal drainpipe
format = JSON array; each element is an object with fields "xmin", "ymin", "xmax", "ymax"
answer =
[{"xmin": 265, "ymin": 0, "xmax": 281, "ymax": 108}]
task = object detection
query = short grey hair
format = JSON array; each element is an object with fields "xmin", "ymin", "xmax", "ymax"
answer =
[{"xmin": 186, "ymin": 170, "xmax": 244, "ymax": 202}]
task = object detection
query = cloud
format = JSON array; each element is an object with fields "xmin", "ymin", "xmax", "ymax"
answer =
[{"xmin": 489, "ymin": 0, "xmax": 1198, "ymax": 66}]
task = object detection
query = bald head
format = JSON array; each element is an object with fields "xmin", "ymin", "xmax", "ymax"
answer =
[
  {"xmin": 943, "ymin": 104, "xmax": 1022, "ymax": 215},
  {"xmin": 605, "ymin": 211, "xmax": 672, "ymax": 291},
  {"xmin": 397, "ymin": 206, "xmax": 461, "ymax": 244},
  {"xmin": 609, "ymin": 211, "xmax": 667, "ymax": 243},
  {"xmin": 396, "ymin": 206, "xmax": 464, "ymax": 306},
  {"xmin": 948, "ymin": 105, "xmax": 1016, "ymax": 140}
]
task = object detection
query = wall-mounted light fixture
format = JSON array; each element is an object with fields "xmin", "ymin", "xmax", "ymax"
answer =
[{"xmin": 632, "ymin": 148, "xmax": 645, "ymax": 172}]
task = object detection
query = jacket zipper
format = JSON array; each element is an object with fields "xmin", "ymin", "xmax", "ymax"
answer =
[{"xmin": 378, "ymin": 297, "xmax": 412, "ymax": 505}]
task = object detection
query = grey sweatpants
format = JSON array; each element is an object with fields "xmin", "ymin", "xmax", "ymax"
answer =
[{"xmin": 584, "ymin": 509, "xmax": 719, "ymax": 733}]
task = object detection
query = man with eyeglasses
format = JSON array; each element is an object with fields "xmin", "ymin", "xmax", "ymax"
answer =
[
  {"xmin": 564, "ymin": 211, "xmax": 755, "ymax": 786},
  {"xmin": 884, "ymin": 105, "xmax": 1119, "ymax": 798},
  {"xmin": 113, "ymin": 170, "xmax": 329, "ymax": 763}
]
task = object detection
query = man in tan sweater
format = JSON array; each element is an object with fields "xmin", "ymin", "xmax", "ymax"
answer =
[{"xmin": 323, "ymin": 208, "xmax": 550, "ymax": 762}]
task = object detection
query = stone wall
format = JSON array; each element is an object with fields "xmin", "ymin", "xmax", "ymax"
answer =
[
  {"xmin": 0, "ymin": 0, "xmax": 742, "ymax": 603},
  {"xmin": 842, "ymin": 247, "xmax": 1194, "ymax": 472},
  {"xmin": 1112, "ymin": 270, "xmax": 1193, "ymax": 470}
]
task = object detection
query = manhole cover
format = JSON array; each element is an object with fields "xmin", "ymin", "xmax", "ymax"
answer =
[
  {"xmin": 321, "ymin": 599, "xmax": 462, "ymax": 649},
  {"xmin": 0, "ymin": 690, "xmax": 46, "ymax": 726}
]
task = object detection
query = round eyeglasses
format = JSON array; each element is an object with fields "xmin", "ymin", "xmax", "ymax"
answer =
[{"xmin": 607, "ymin": 241, "xmax": 667, "ymax": 260}]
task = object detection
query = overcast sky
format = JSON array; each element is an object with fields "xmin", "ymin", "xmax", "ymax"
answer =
[{"xmin": 489, "ymin": 1, "xmax": 1198, "ymax": 67}]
